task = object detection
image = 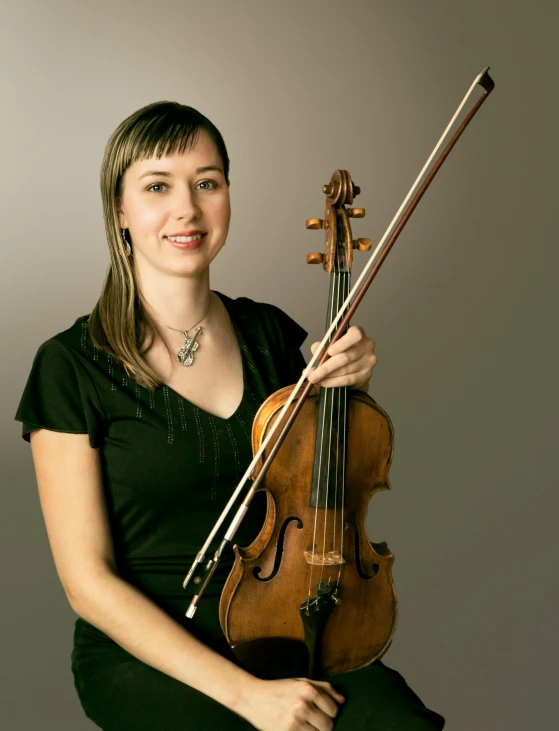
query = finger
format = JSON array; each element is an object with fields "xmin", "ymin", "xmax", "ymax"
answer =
[
  {"xmin": 300, "ymin": 691, "xmax": 337, "ymax": 729},
  {"xmin": 303, "ymin": 365, "xmax": 334, "ymax": 389},
  {"xmin": 309, "ymin": 341, "xmax": 329, "ymax": 359},
  {"xmin": 327, "ymin": 326, "xmax": 374, "ymax": 356},
  {"xmin": 313, "ymin": 368, "xmax": 372, "ymax": 389},
  {"xmin": 307, "ymin": 679, "xmax": 345, "ymax": 703},
  {"xmin": 306, "ymin": 704, "xmax": 335, "ymax": 730},
  {"xmin": 292, "ymin": 682, "xmax": 337, "ymax": 730},
  {"xmin": 307, "ymin": 361, "xmax": 365, "ymax": 384},
  {"xmin": 320, "ymin": 347, "xmax": 378, "ymax": 383},
  {"xmin": 307, "ymin": 348, "xmax": 362, "ymax": 382},
  {"xmin": 311, "ymin": 332, "xmax": 373, "ymax": 361},
  {"xmin": 309, "ymin": 353, "xmax": 368, "ymax": 384},
  {"xmin": 308, "ymin": 342, "xmax": 375, "ymax": 386}
]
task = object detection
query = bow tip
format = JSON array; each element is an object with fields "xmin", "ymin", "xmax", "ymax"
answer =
[{"xmin": 476, "ymin": 66, "xmax": 495, "ymax": 93}]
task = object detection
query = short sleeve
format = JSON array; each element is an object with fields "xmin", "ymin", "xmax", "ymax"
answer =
[
  {"xmin": 262, "ymin": 303, "xmax": 308, "ymax": 386},
  {"xmin": 14, "ymin": 339, "xmax": 105, "ymax": 448}
]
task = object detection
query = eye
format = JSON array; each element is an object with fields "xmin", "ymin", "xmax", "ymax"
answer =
[
  {"xmin": 196, "ymin": 180, "xmax": 218, "ymax": 190},
  {"xmin": 147, "ymin": 183, "xmax": 167, "ymax": 193}
]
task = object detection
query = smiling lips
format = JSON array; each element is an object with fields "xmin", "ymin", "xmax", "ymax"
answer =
[
  {"xmin": 165, "ymin": 231, "xmax": 207, "ymax": 251},
  {"xmin": 166, "ymin": 233, "xmax": 205, "ymax": 243}
]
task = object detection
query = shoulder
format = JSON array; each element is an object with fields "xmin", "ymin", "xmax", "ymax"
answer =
[
  {"xmin": 26, "ymin": 314, "xmax": 92, "ymax": 368},
  {"xmin": 216, "ymin": 292, "xmax": 307, "ymax": 348},
  {"xmin": 31, "ymin": 314, "xmax": 90, "ymax": 354},
  {"xmin": 48, "ymin": 314, "xmax": 91, "ymax": 351},
  {"xmin": 15, "ymin": 315, "xmax": 106, "ymax": 447},
  {"xmin": 22, "ymin": 313, "xmax": 111, "ymax": 407}
]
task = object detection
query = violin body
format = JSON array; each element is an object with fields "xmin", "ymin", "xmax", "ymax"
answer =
[{"xmin": 219, "ymin": 384, "xmax": 397, "ymax": 677}]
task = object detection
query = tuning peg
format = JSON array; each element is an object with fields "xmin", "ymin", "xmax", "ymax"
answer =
[
  {"xmin": 307, "ymin": 253, "xmax": 324, "ymax": 264},
  {"xmin": 306, "ymin": 218, "xmax": 327, "ymax": 230},
  {"xmin": 353, "ymin": 238, "xmax": 372, "ymax": 251},
  {"xmin": 349, "ymin": 208, "xmax": 366, "ymax": 218}
]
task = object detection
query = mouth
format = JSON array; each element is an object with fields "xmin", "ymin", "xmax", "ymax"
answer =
[
  {"xmin": 164, "ymin": 232, "xmax": 207, "ymax": 250},
  {"xmin": 165, "ymin": 232, "xmax": 205, "ymax": 243}
]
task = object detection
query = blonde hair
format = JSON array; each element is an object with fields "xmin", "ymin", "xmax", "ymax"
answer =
[{"xmin": 88, "ymin": 101, "xmax": 230, "ymax": 389}]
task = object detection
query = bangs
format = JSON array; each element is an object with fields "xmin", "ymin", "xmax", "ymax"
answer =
[
  {"xmin": 109, "ymin": 101, "xmax": 230, "ymax": 196},
  {"xmin": 123, "ymin": 115, "xmax": 201, "ymax": 169}
]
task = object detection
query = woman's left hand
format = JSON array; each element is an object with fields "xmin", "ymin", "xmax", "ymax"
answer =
[{"xmin": 304, "ymin": 325, "xmax": 377, "ymax": 392}]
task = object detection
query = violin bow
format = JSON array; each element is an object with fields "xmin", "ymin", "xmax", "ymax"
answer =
[{"xmin": 183, "ymin": 66, "xmax": 495, "ymax": 616}]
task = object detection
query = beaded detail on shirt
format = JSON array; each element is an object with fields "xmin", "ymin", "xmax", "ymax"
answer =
[{"xmin": 72, "ymin": 297, "xmax": 305, "ymax": 498}]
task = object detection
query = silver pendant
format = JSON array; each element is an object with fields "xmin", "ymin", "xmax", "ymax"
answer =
[{"xmin": 177, "ymin": 326, "xmax": 202, "ymax": 367}]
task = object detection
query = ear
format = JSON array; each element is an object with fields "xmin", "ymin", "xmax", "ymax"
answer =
[{"xmin": 116, "ymin": 198, "xmax": 128, "ymax": 229}]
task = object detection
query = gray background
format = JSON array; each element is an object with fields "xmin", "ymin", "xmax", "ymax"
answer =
[{"xmin": 1, "ymin": 1, "xmax": 556, "ymax": 729}]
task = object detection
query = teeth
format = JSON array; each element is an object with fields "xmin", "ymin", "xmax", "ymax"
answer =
[{"xmin": 167, "ymin": 234, "xmax": 203, "ymax": 243}]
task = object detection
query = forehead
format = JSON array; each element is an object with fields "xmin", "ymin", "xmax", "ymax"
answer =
[{"xmin": 129, "ymin": 131, "xmax": 223, "ymax": 177}]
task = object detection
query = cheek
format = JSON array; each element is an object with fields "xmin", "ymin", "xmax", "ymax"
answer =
[
  {"xmin": 129, "ymin": 202, "xmax": 166, "ymax": 234},
  {"xmin": 204, "ymin": 194, "xmax": 231, "ymax": 231},
  {"xmin": 216, "ymin": 195, "xmax": 231, "ymax": 228}
]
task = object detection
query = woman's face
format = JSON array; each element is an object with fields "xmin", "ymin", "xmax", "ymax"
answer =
[{"xmin": 117, "ymin": 130, "xmax": 231, "ymax": 279}]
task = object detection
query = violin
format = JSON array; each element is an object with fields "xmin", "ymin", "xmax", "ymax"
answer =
[
  {"xmin": 183, "ymin": 67, "xmax": 495, "ymax": 681},
  {"xmin": 219, "ymin": 170, "xmax": 397, "ymax": 680}
]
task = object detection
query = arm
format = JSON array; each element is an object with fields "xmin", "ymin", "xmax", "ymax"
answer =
[
  {"xmin": 30, "ymin": 427, "xmax": 254, "ymax": 710},
  {"xmin": 30, "ymin": 428, "xmax": 343, "ymax": 731}
]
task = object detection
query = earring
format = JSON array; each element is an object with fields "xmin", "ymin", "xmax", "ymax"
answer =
[{"xmin": 121, "ymin": 228, "xmax": 132, "ymax": 257}]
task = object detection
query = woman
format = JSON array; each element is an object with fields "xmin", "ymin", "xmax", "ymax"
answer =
[{"xmin": 14, "ymin": 101, "xmax": 445, "ymax": 730}]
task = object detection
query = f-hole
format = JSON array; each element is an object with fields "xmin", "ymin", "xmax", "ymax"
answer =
[
  {"xmin": 351, "ymin": 522, "xmax": 381, "ymax": 580},
  {"xmin": 253, "ymin": 517, "xmax": 303, "ymax": 582}
]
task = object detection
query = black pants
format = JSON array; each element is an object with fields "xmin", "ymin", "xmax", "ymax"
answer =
[{"xmin": 72, "ymin": 604, "xmax": 445, "ymax": 730}]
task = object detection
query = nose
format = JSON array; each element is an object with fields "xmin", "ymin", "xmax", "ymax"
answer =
[{"xmin": 174, "ymin": 185, "xmax": 201, "ymax": 221}]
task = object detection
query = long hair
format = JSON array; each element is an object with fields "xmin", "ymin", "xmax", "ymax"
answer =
[{"xmin": 88, "ymin": 101, "xmax": 230, "ymax": 389}]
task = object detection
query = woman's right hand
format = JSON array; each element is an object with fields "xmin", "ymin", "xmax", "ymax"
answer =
[{"xmin": 237, "ymin": 676, "xmax": 345, "ymax": 731}]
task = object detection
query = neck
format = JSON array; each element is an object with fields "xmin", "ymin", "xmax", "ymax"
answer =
[{"xmin": 135, "ymin": 266, "xmax": 214, "ymax": 332}]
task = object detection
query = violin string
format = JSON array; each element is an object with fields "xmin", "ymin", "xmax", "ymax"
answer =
[
  {"xmin": 332, "ymin": 270, "xmax": 343, "ymax": 580},
  {"xmin": 337, "ymin": 270, "xmax": 349, "ymax": 590},
  {"xmin": 319, "ymin": 270, "xmax": 339, "ymax": 589},
  {"xmin": 337, "ymin": 385, "xmax": 346, "ymax": 590},
  {"xmin": 323, "ymin": 263, "xmax": 349, "ymax": 591},
  {"xmin": 333, "ymin": 268, "xmax": 346, "ymax": 562},
  {"xmin": 308, "ymin": 424, "xmax": 321, "ymax": 601},
  {"xmin": 319, "ymin": 371, "xmax": 332, "ymax": 589},
  {"xmin": 334, "ymin": 261, "xmax": 348, "ymax": 589},
  {"xmin": 307, "ymin": 280, "xmax": 333, "ymax": 603},
  {"xmin": 332, "ymin": 270, "xmax": 339, "ymax": 563},
  {"xmin": 319, "ymin": 274, "xmax": 336, "ymax": 590}
]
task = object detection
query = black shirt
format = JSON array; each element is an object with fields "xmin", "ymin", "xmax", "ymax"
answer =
[{"xmin": 14, "ymin": 291, "xmax": 308, "ymax": 645}]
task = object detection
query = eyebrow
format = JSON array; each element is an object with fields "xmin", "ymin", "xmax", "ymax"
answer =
[{"xmin": 138, "ymin": 165, "xmax": 223, "ymax": 180}]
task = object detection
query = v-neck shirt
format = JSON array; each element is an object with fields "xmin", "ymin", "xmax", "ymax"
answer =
[{"xmin": 14, "ymin": 291, "xmax": 308, "ymax": 645}]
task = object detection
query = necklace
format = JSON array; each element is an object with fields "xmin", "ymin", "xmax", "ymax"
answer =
[{"xmin": 155, "ymin": 299, "xmax": 211, "ymax": 367}]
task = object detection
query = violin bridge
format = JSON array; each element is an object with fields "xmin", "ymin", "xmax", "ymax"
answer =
[{"xmin": 303, "ymin": 550, "xmax": 345, "ymax": 566}]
